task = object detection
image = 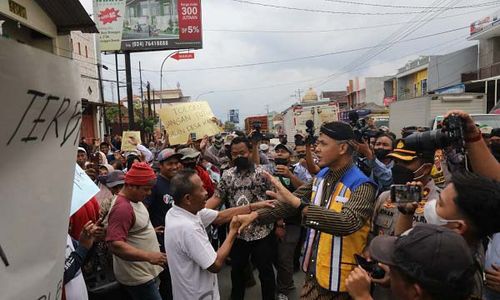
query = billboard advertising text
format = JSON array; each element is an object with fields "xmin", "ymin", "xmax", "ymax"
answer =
[{"xmin": 94, "ymin": 0, "xmax": 202, "ymax": 52}]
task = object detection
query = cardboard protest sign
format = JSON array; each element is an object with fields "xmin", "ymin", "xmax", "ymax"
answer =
[
  {"xmin": 0, "ymin": 39, "xmax": 83, "ymax": 299},
  {"xmin": 121, "ymin": 130, "xmax": 141, "ymax": 151},
  {"xmin": 159, "ymin": 101, "xmax": 222, "ymax": 145},
  {"xmin": 71, "ymin": 164, "xmax": 100, "ymax": 216}
]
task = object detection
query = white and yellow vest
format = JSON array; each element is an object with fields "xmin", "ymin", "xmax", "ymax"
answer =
[{"xmin": 302, "ymin": 165, "xmax": 375, "ymax": 292}]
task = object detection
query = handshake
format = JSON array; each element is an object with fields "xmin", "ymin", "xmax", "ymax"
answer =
[{"xmin": 230, "ymin": 171, "xmax": 303, "ymax": 234}]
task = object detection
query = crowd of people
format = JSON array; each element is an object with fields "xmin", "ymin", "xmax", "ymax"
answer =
[{"xmin": 64, "ymin": 110, "xmax": 500, "ymax": 300}]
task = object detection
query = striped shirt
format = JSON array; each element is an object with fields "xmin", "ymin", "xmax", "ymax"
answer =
[{"xmin": 257, "ymin": 163, "xmax": 377, "ymax": 236}]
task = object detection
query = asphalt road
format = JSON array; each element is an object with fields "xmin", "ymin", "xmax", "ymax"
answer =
[{"xmin": 218, "ymin": 265, "xmax": 306, "ymax": 300}]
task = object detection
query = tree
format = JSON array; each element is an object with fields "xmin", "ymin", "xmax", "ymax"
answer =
[{"xmin": 224, "ymin": 121, "xmax": 236, "ymax": 132}]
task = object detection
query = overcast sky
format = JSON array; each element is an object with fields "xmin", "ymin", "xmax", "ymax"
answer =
[{"xmin": 79, "ymin": 0, "xmax": 496, "ymax": 122}]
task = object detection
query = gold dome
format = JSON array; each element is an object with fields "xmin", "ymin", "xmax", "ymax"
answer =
[{"xmin": 302, "ymin": 87, "xmax": 318, "ymax": 103}]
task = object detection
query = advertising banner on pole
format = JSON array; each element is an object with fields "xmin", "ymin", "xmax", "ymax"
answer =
[
  {"xmin": 229, "ymin": 109, "xmax": 240, "ymax": 124},
  {"xmin": 94, "ymin": 0, "xmax": 203, "ymax": 52},
  {"xmin": 94, "ymin": 0, "xmax": 127, "ymax": 52},
  {"xmin": 0, "ymin": 38, "xmax": 83, "ymax": 300},
  {"xmin": 159, "ymin": 101, "xmax": 221, "ymax": 145}
]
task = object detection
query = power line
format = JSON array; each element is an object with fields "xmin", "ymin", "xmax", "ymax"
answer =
[
  {"xmin": 203, "ymin": 6, "xmax": 496, "ymax": 33},
  {"xmin": 139, "ymin": 25, "xmax": 468, "ymax": 73},
  {"xmin": 315, "ymin": 0, "xmax": 460, "ymax": 87},
  {"xmin": 321, "ymin": 0, "xmax": 500, "ymax": 10},
  {"xmin": 202, "ymin": 34, "xmax": 470, "ymax": 94},
  {"xmin": 230, "ymin": 0, "xmax": 500, "ymax": 15}
]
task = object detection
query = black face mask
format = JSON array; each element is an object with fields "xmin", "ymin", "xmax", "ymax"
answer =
[
  {"xmin": 183, "ymin": 162, "xmax": 197, "ymax": 169},
  {"xmin": 391, "ymin": 164, "xmax": 414, "ymax": 184},
  {"xmin": 234, "ymin": 156, "xmax": 250, "ymax": 170},
  {"xmin": 274, "ymin": 158, "xmax": 289, "ymax": 166},
  {"xmin": 374, "ymin": 149, "xmax": 391, "ymax": 160},
  {"xmin": 97, "ymin": 175, "xmax": 108, "ymax": 185}
]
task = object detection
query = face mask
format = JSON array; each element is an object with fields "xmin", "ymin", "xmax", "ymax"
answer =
[
  {"xmin": 391, "ymin": 164, "xmax": 415, "ymax": 184},
  {"xmin": 97, "ymin": 175, "xmax": 107, "ymax": 185},
  {"xmin": 424, "ymin": 199, "xmax": 463, "ymax": 226},
  {"xmin": 183, "ymin": 161, "xmax": 197, "ymax": 169},
  {"xmin": 297, "ymin": 154, "xmax": 306, "ymax": 159},
  {"xmin": 413, "ymin": 163, "xmax": 431, "ymax": 181},
  {"xmin": 374, "ymin": 149, "xmax": 391, "ymax": 160},
  {"xmin": 274, "ymin": 158, "xmax": 289, "ymax": 166},
  {"xmin": 234, "ymin": 156, "xmax": 250, "ymax": 170}
]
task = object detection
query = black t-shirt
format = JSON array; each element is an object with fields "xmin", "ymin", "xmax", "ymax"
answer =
[{"xmin": 144, "ymin": 175, "xmax": 173, "ymax": 250}]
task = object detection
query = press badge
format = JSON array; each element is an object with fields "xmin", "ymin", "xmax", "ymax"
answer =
[{"xmin": 335, "ymin": 196, "xmax": 348, "ymax": 203}]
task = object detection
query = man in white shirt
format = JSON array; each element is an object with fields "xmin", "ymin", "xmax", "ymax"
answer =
[{"xmin": 165, "ymin": 169, "xmax": 274, "ymax": 300}]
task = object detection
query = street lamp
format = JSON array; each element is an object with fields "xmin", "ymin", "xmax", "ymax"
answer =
[
  {"xmin": 159, "ymin": 51, "xmax": 179, "ymax": 108},
  {"xmin": 195, "ymin": 91, "xmax": 215, "ymax": 100}
]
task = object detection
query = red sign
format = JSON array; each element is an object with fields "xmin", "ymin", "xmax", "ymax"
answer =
[
  {"xmin": 383, "ymin": 96, "xmax": 396, "ymax": 107},
  {"xmin": 172, "ymin": 52, "xmax": 195, "ymax": 60},
  {"xmin": 98, "ymin": 7, "xmax": 120, "ymax": 25},
  {"xmin": 178, "ymin": 0, "xmax": 202, "ymax": 41}
]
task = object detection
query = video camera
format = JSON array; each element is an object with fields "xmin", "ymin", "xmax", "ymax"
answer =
[
  {"xmin": 305, "ymin": 120, "xmax": 317, "ymax": 145},
  {"xmin": 348, "ymin": 111, "xmax": 379, "ymax": 143},
  {"xmin": 403, "ymin": 114, "xmax": 465, "ymax": 154},
  {"xmin": 250, "ymin": 121, "xmax": 264, "ymax": 143}
]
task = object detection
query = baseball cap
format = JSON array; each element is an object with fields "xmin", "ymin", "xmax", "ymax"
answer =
[
  {"xmin": 77, "ymin": 147, "xmax": 87, "ymax": 154},
  {"xmin": 274, "ymin": 143, "xmax": 294, "ymax": 155},
  {"xmin": 178, "ymin": 147, "xmax": 201, "ymax": 160},
  {"xmin": 370, "ymin": 224, "xmax": 474, "ymax": 294},
  {"xmin": 106, "ymin": 170, "xmax": 125, "ymax": 188},
  {"xmin": 387, "ymin": 139, "xmax": 418, "ymax": 161},
  {"xmin": 157, "ymin": 148, "xmax": 182, "ymax": 163}
]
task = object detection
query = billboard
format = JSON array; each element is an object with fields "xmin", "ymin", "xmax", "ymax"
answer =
[
  {"xmin": 470, "ymin": 10, "xmax": 500, "ymax": 37},
  {"xmin": 94, "ymin": 0, "xmax": 202, "ymax": 52},
  {"xmin": 229, "ymin": 109, "xmax": 239, "ymax": 124}
]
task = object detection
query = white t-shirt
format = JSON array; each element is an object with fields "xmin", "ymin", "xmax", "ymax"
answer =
[{"xmin": 165, "ymin": 205, "xmax": 219, "ymax": 300}]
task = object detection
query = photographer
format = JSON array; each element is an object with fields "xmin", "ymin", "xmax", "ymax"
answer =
[
  {"xmin": 293, "ymin": 141, "xmax": 313, "ymax": 183},
  {"xmin": 272, "ymin": 143, "xmax": 304, "ymax": 299},
  {"xmin": 443, "ymin": 110, "xmax": 500, "ymax": 180},
  {"xmin": 346, "ymin": 224, "xmax": 476, "ymax": 300},
  {"xmin": 395, "ymin": 171, "xmax": 500, "ymax": 300},
  {"xmin": 355, "ymin": 133, "xmax": 396, "ymax": 193}
]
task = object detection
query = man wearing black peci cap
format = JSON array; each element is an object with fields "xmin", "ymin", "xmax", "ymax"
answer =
[
  {"xmin": 236, "ymin": 121, "xmax": 377, "ymax": 299},
  {"xmin": 346, "ymin": 223, "xmax": 475, "ymax": 300}
]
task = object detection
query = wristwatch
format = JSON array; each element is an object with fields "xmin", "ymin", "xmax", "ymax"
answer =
[{"xmin": 297, "ymin": 202, "xmax": 309, "ymax": 212}]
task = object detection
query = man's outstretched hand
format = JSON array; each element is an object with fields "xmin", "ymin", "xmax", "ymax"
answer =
[{"xmin": 263, "ymin": 171, "xmax": 301, "ymax": 208}]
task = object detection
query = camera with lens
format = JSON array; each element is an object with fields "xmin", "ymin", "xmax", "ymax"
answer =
[
  {"xmin": 403, "ymin": 114, "xmax": 465, "ymax": 154},
  {"xmin": 250, "ymin": 121, "xmax": 264, "ymax": 143},
  {"xmin": 305, "ymin": 120, "xmax": 317, "ymax": 145},
  {"xmin": 348, "ymin": 111, "xmax": 379, "ymax": 143}
]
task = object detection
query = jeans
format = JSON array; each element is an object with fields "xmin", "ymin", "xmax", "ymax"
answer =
[
  {"xmin": 123, "ymin": 278, "xmax": 162, "ymax": 300},
  {"xmin": 230, "ymin": 234, "xmax": 276, "ymax": 300}
]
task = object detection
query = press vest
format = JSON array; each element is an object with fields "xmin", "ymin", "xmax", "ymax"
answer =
[{"xmin": 302, "ymin": 165, "xmax": 375, "ymax": 292}]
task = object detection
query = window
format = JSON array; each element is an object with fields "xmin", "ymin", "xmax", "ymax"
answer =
[
  {"xmin": 421, "ymin": 79, "xmax": 428, "ymax": 95},
  {"xmin": 85, "ymin": 45, "xmax": 88, "ymax": 58},
  {"xmin": 77, "ymin": 42, "xmax": 81, "ymax": 55}
]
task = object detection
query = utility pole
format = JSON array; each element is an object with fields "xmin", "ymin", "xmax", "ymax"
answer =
[
  {"xmin": 124, "ymin": 52, "xmax": 134, "ymax": 130},
  {"xmin": 147, "ymin": 81, "xmax": 152, "ymax": 117},
  {"xmin": 296, "ymin": 88, "xmax": 303, "ymax": 101},
  {"xmin": 97, "ymin": 62, "xmax": 108, "ymax": 134},
  {"xmin": 139, "ymin": 61, "xmax": 146, "ymax": 135},
  {"xmin": 115, "ymin": 53, "xmax": 123, "ymax": 132},
  {"xmin": 152, "ymin": 89, "xmax": 157, "ymax": 118}
]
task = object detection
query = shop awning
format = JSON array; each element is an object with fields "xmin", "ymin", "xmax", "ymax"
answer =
[{"xmin": 34, "ymin": 0, "xmax": 98, "ymax": 34}]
